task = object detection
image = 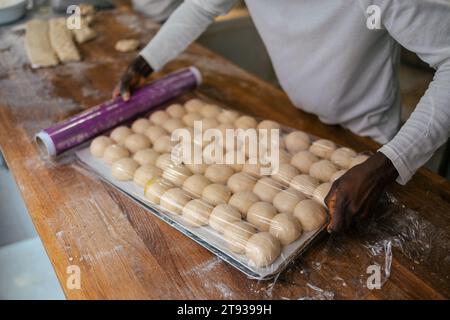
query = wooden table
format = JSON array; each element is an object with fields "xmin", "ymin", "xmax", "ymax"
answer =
[{"xmin": 1, "ymin": 10, "xmax": 449, "ymax": 300}]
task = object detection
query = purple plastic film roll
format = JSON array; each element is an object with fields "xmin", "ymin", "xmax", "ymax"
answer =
[{"xmin": 36, "ymin": 67, "xmax": 201, "ymax": 157}]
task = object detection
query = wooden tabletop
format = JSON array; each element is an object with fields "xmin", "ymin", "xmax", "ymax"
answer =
[{"xmin": 0, "ymin": 10, "xmax": 449, "ymax": 300}]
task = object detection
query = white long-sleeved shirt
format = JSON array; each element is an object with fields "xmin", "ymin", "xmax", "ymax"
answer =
[
  {"xmin": 132, "ymin": 0, "xmax": 183, "ymax": 22},
  {"xmin": 140, "ymin": 0, "xmax": 450, "ymax": 185}
]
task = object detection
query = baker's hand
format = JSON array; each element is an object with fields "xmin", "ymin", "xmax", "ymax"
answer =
[
  {"xmin": 113, "ymin": 55, "xmax": 153, "ymax": 101},
  {"xmin": 324, "ymin": 152, "xmax": 398, "ymax": 233}
]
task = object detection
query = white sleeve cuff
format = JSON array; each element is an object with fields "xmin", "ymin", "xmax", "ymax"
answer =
[
  {"xmin": 378, "ymin": 144, "xmax": 414, "ymax": 185},
  {"xmin": 140, "ymin": 50, "xmax": 163, "ymax": 72}
]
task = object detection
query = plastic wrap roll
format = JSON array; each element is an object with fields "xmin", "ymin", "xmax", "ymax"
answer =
[{"xmin": 36, "ymin": 67, "xmax": 202, "ymax": 157}]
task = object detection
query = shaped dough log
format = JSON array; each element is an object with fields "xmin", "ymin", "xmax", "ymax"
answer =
[
  {"xmin": 25, "ymin": 20, "xmax": 59, "ymax": 68},
  {"xmin": 49, "ymin": 18, "xmax": 81, "ymax": 63},
  {"xmin": 115, "ymin": 39, "xmax": 140, "ymax": 52}
]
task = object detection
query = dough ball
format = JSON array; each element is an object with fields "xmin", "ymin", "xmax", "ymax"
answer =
[
  {"xmin": 185, "ymin": 163, "xmax": 208, "ymax": 175},
  {"xmin": 309, "ymin": 159, "xmax": 338, "ymax": 182},
  {"xmin": 247, "ymin": 201, "xmax": 277, "ymax": 231},
  {"xmin": 309, "ymin": 139, "xmax": 336, "ymax": 159},
  {"xmin": 103, "ymin": 144, "xmax": 130, "ymax": 165},
  {"xmin": 90, "ymin": 136, "xmax": 114, "ymax": 157},
  {"xmin": 133, "ymin": 148, "xmax": 159, "ymax": 166},
  {"xmin": 153, "ymin": 135, "xmax": 174, "ymax": 153},
  {"xmin": 291, "ymin": 150, "xmax": 319, "ymax": 173},
  {"xmin": 202, "ymin": 184, "xmax": 232, "ymax": 206},
  {"xmin": 133, "ymin": 164, "xmax": 162, "ymax": 188},
  {"xmin": 162, "ymin": 164, "xmax": 192, "ymax": 187},
  {"xmin": 227, "ymin": 172, "xmax": 256, "ymax": 193},
  {"xmin": 156, "ymin": 153, "xmax": 174, "ymax": 171},
  {"xmin": 144, "ymin": 125, "xmax": 166, "ymax": 143},
  {"xmin": 260, "ymin": 149, "xmax": 291, "ymax": 165},
  {"xmin": 160, "ymin": 187, "xmax": 191, "ymax": 214},
  {"xmin": 184, "ymin": 98, "xmax": 205, "ymax": 113},
  {"xmin": 115, "ymin": 39, "xmax": 139, "ymax": 52},
  {"xmin": 149, "ymin": 110, "xmax": 170, "ymax": 125},
  {"xmin": 205, "ymin": 164, "xmax": 234, "ymax": 184},
  {"xmin": 166, "ymin": 103, "xmax": 186, "ymax": 118},
  {"xmin": 289, "ymin": 174, "xmax": 319, "ymax": 197},
  {"xmin": 200, "ymin": 104, "xmax": 222, "ymax": 118},
  {"xmin": 242, "ymin": 163, "xmax": 263, "ymax": 178},
  {"xmin": 245, "ymin": 232, "xmax": 281, "ymax": 267},
  {"xmin": 182, "ymin": 199, "xmax": 213, "ymax": 227},
  {"xmin": 200, "ymin": 118, "xmax": 219, "ymax": 131},
  {"xmin": 111, "ymin": 158, "xmax": 139, "ymax": 181},
  {"xmin": 218, "ymin": 122, "xmax": 235, "ymax": 133},
  {"xmin": 271, "ymin": 163, "xmax": 299, "ymax": 186},
  {"xmin": 182, "ymin": 174, "xmax": 211, "ymax": 197},
  {"xmin": 124, "ymin": 133, "xmax": 151, "ymax": 153},
  {"xmin": 228, "ymin": 191, "xmax": 259, "ymax": 217},
  {"xmin": 235, "ymin": 115, "xmax": 258, "ymax": 129},
  {"xmin": 209, "ymin": 204, "xmax": 241, "ymax": 233},
  {"xmin": 257, "ymin": 120, "xmax": 281, "ymax": 130},
  {"xmin": 223, "ymin": 221, "xmax": 257, "ymax": 253},
  {"xmin": 348, "ymin": 154, "xmax": 370, "ymax": 168},
  {"xmin": 284, "ymin": 131, "xmax": 310, "ymax": 154},
  {"xmin": 330, "ymin": 169, "xmax": 347, "ymax": 182},
  {"xmin": 182, "ymin": 112, "xmax": 202, "ymax": 127},
  {"xmin": 144, "ymin": 179, "xmax": 172, "ymax": 204},
  {"xmin": 294, "ymin": 199, "xmax": 328, "ymax": 231},
  {"xmin": 162, "ymin": 118, "xmax": 185, "ymax": 133},
  {"xmin": 273, "ymin": 188, "xmax": 306, "ymax": 214},
  {"xmin": 253, "ymin": 177, "xmax": 284, "ymax": 203},
  {"xmin": 269, "ymin": 213, "xmax": 302, "ymax": 245},
  {"xmin": 110, "ymin": 126, "xmax": 133, "ymax": 145},
  {"xmin": 331, "ymin": 147, "xmax": 357, "ymax": 168},
  {"xmin": 312, "ymin": 182, "xmax": 332, "ymax": 207},
  {"xmin": 278, "ymin": 149, "xmax": 292, "ymax": 164},
  {"xmin": 131, "ymin": 118, "xmax": 151, "ymax": 134},
  {"xmin": 218, "ymin": 109, "xmax": 240, "ymax": 124}
]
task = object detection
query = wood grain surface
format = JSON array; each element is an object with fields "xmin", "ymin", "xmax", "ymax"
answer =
[{"xmin": 0, "ymin": 10, "xmax": 449, "ymax": 300}]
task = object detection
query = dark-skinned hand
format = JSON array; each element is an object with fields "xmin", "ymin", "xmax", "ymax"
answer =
[
  {"xmin": 324, "ymin": 152, "xmax": 398, "ymax": 233},
  {"xmin": 113, "ymin": 55, "xmax": 153, "ymax": 101}
]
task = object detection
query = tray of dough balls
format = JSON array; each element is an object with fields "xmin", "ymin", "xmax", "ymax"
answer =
[{"xmin": 76, "ymin": 98, "xmax": 369, "ymax": 279}]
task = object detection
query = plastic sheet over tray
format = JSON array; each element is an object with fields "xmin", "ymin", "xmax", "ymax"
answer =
[
  {"xmin": 71, "ymin": 98, "xmax": 374, "ymax": 280},
  {"xmin": 76, "ymin": 147, "xmax": 326, "ymax": 279}
]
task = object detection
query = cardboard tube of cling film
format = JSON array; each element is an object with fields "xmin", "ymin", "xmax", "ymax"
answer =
[{"xmin": 36, "ymin": 67, "xmax": 202, "ymax": 157}]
